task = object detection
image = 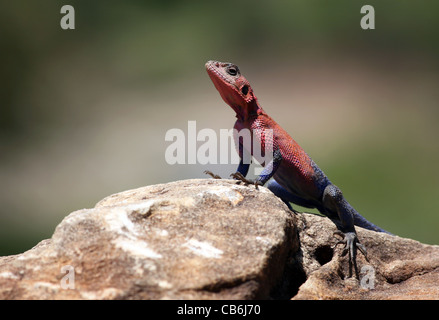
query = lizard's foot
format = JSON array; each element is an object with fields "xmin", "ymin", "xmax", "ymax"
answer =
[
  {"xmin": 230, "ymin": 172, "xmax": 262, "ymax": 189},
  {"xmin": 333, "ymin": 231, "xmax": 368, "ymax": 278},
  {"xmin": 204, "ymin": 170, "xmax": 222, "ymax": 179}
]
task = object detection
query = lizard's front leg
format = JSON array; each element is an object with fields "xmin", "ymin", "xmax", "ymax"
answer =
[
  {"xmin": 231, "ymin": 148, "xmax": 282, "ymax": 189},
  {"xmin": 204, "ymin": 140, "xmax": 251, "ymax": 181},
  {"xmin": 204, "ymin": 152, "xmax": 250, "ymax": 181},
  {"xmin": 229, "ymin": 159, "xmax": 263, "ymax": 188},
  {"xmin": 204, "ymin": 170, "xmax": 222, "ymax": 179}
]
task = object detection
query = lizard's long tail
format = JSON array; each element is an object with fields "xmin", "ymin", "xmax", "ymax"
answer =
[{"xmin": 353, "ymin": 213, "xmax": 392, "ymax": 235}]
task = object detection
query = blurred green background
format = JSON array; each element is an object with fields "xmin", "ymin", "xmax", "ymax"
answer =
[{"xmin": 1, "ymin": 0, "xmax": 438, "ymax": 255}]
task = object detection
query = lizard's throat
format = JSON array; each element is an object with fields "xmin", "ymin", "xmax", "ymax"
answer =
[{"xmin": 232, "ymin": 100, "xmax": 261, "ymax": 121}]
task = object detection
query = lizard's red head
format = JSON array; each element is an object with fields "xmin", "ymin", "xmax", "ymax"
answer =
[{"xmin": 205, "ymin": 60, "xmax": 259, "ymax": 120}]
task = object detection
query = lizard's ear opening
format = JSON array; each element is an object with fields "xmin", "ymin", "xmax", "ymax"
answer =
[{"xmin": 241, "ymin": 85, "xmax": 249, "ymax": 96}]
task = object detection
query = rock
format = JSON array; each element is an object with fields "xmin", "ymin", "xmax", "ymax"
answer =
[
  {"xmin": 292, "ymin": 213, "xmax": 439, "ymax": 299},
  {"xmin": 0, "ymin": 179, "xmax": 297, "ymax": 299},
  {"xmin": 1, "ymin": 178, "xmax": 438, "ymax": 300}
]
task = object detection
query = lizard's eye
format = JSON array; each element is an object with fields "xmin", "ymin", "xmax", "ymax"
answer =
[
  {"xmin": 241, "ymin": 85, "xmax": 249, "ymax": 95},
  {"xmin": 226, "ymin": 66, "xmax": 239, "ymax": 76}
]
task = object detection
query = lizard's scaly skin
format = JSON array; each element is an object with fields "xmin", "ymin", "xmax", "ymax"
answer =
[{"xmin": 205, "ymin": 60, "xmax": 391, "ymax": 277}]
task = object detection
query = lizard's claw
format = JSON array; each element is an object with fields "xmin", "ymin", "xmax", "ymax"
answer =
[
  {"xmin": 204, "ymin": 170, "xmax": 222, "ymax": 179},
  {"xmin": 230, "ymin": 172, "xmax": 246, "ymax": 182},
  {"xmin": 230, "ymin": 172, "xmax": 262, "ymax": 189},
  {"xmin": 333, "ymin": 231, "xmax": 368, "ymax": 278}
]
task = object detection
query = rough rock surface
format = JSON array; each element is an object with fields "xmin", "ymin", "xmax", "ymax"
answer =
[
  {"xmin": 0, "ymin": 179, "xmax": 296, "ymax": 299},
  {"xmin": 293, "ymin": 213, "xmax": 439, "ymax": 299},
  {"xmin": 0, "ymin": 179, "xmax": 438, "ymax": 300}
]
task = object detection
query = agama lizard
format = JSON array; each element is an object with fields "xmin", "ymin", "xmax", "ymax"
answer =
[{"xmin": 204, "ymin": 60, "xmax": 391, "ymax": 277}]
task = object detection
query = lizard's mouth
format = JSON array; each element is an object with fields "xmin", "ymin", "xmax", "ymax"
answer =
[
  {"xmin": 206, "ymin": 61, "xmax": 232, "ymax": 81},
  {"xmin": 205, "ymin": 60, "xmax": 221, "ymax": 69}
]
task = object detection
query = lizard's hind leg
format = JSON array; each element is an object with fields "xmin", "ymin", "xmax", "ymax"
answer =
[{"xmin": 322, "ymin": 184, "xmax": 367, "ymax": 278}]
